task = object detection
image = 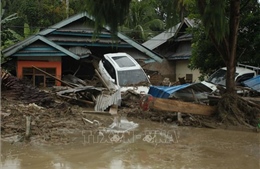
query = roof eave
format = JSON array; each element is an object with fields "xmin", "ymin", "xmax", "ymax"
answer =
[{"xmin": 4, "ymin": 35, "xmax": 80, "ymax": 60}]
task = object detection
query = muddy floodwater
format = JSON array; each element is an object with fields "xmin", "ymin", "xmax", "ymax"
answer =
[{"xmin": 1, "ymin": 118, "xmax": 260, "ymax": 169}]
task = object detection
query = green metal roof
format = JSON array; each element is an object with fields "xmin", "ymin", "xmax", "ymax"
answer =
[
  {"xmin": 4, "ymin": 36, "xmax": 80, "ymax": 60},
  {"xmin": 3, "ymin": 12, "xmax": 163, "ymax": 62}
]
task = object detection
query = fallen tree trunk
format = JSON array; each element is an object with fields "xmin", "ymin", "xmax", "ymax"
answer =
[{"xmin": 140, "ymin": 95, "xmax": 216, "ymax": 116}]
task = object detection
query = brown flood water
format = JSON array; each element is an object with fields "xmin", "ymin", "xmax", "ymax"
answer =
[{"xmin": 1, "ymin": 119, "xmax": 260, "ymax": 169}]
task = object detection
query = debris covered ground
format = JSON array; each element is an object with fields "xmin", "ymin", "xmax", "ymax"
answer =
[{"xmin": 1, "ymin": 71, "xmax": 260, "ymax": 145}]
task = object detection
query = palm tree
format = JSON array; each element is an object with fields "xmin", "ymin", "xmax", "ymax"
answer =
[
  {"xmin": 120, "ymin": 0, "xmax": 165, "ymax": 43},
  {"xmin": 1, "ymin": 2, "xmax": 18, "ymax": 62}
]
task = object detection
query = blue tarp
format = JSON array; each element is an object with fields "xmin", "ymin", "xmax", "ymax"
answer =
[
  {"xmin": 243, "ymin": 75, "xmax": 260, "ymax": 92},
  {"xmin": 148, "ymin": 84, "xmax": 191, "ymax": 98}
]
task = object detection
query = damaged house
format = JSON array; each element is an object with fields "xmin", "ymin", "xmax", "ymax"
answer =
[
  {"xmin": 2, "ymin": 12, "xmax": 163, "ymax": 88},
  {"xmin": 142, "ymin": 18, "xmax": 201, "ymax": 83}
]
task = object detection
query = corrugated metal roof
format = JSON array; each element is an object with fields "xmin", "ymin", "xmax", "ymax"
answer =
[
  {"xmin": 94, "ymin": 90, "xmax": 121, "ymax": 111},
  {"xmin": 184, "ymin": 18, "xmax": 197, "ymax": 27},
  {"xmin": 116, "ymin": 33, "xmax": 163, "ymax": 62},
  {"xmin": 175, "ymin": 34, "xmax": 192, "ymax": 42},
  {"xmin": 142, "ymin": 23, "xmax": 181, "ymax": 50},
  {"xmin": 3, "ymin": 36, "xmax": 80, "ymax": 60},
  {"xmin": 142, "ymin": 18, "xmax": 196, "ymax": 51},
  {"xmin": 3, "ymin": 12, "xmax": 163, "ymax": 63},
  {"xmin": 167, "ymin": 42, "xmax": 191, "ymax": 60}
]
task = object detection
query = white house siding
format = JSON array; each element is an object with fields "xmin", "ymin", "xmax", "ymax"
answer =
[{"xmin": 175, "ymin": 60, "xmax": 201, "ymax": 82}]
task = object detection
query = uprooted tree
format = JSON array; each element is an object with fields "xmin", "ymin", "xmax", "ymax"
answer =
[
  {"xmin": 84, "ymin": 0, "xmax": 260, "ymax": 127},
  {"xmin": 196, "ymin": 0, "xmax": 260, "ymax": 127}
]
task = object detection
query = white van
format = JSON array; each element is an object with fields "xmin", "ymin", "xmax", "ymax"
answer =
[
  {"xmin": 201, "ymin": 65, "xmax": 257, "ymax": 92},
  {"xmin": 98, "ymin": 52, "xmax": 151, "ymax": 94}
]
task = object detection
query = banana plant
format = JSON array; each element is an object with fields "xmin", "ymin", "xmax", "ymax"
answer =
[
  {"xmin": 1, "ymin": 12, "xmax": 18, "ymax": 24},
  {"xmin": 23, "ymin": 23, "xmax": 40, "ymax": 38},
  {"xmin": 1, "ymin": 2, "xmax": 19, "ymax": 62}
]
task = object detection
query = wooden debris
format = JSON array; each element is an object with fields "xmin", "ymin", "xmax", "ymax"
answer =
[
  {"xmin": 25, "ymin": 116, "xmax": 31, "ymax": 140},
  {"xmin": 140, "ymin": 95, "xmax": 216, "ymax": 116},
  {"xmin": 56, "ymin": 86, "xmax": 102, "ymax": 106},
  {"xmin": 109, "ymin": 105, "xmax": 118, "ymax": 115},
  {"xmin": 95, "ymin": 69, "xmax": 111, "ymax": 91},
  {"xmin": 209, "ymin": 95, "xmax": 260, "ymax": 107},
  {"xmin": 82, "ymin": 110, "xmax": 111, "ymax": 115},
  {"xmin": 1, "ymin": 69, "xmax": 54, "ymax": 107}
]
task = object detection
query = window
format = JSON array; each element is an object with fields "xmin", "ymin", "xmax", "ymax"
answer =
[
  {"xmin": 207, "ymin": 69, "xmax": 239, "ymax": 86},
  {"xmin": 22, "ymin": 67, "xmax": 56, "ymax": 87},
  {"xmin": 112, "ymin": 56, "xmax": 136, "ymax": 67},
  {"xmin": 186, "ymin": 74, "xmax": 193, "ymax": 83},
  {"xmin": 117, "ymin": 69, "xmax": 149, "ymax": 86},
  {"xmin": 236, "ymin": 73, "xmax": 255, "ymax": 85},
  {"xmin": 102, "ymin": 58, "xmax": 117, "ymax": 83}
]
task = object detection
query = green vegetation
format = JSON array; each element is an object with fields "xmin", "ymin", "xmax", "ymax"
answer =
[
  {"xmin": 189, "ymin": 0, "xmax": 260, "ymax": 80},
  {"xmin": 1, "ymin": 0, "xmax": 259, "ymax": 90}
]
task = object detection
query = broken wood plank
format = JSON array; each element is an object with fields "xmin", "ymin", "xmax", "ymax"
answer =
[
  {"xmin": 109, "ymin": 105, "xmax": 118, "ymax": 115},
  {"xmin": 140, "ymin": 95, "xmax": 216, "ymax": 116},
  {"xmin": 95, "ymin": 69, "xmax": 111, "ymax": 91},
  {"xmin": 82, "ymin": 111, "xmax": 111, "ymax": 116},
  {"xmin": 56, "ymin": 86, "xmax": 100, "ymax": 106},
  {"xmin": 56, "ymin": 94, "xmax": 95, "ymax": 105},
  {"xmin": 152, "ymin": 97, "xmax": 216, "ymax": 115}
]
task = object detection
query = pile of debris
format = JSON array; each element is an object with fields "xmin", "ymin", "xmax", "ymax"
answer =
[
  {"xmin": 1, "ymin": 97, "xmax": 115, "ymax": 144},
  {"xmin": 1, "ymin": 66, "xmax": 260, "ymax": 145},
  {"xmin": 1, "ymin": 69, "xmax": 54, "ymax": 107},
  {"xmin": 0, "ymin": 69, "xmax": 131, "ymax": 143}
]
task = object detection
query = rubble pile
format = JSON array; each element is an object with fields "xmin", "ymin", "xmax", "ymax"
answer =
[
  {"xmin": 1, "ymin": 98, "xmax": 113, "ymax": 144},
  {"xmin": 1, "ymin": 69, "xmax": 260, "ymax": 145},
  {"xmin": 1, "ymin": 70, "xmax": 54, "ymax": 107}
]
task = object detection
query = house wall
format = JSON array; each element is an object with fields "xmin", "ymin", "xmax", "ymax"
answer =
[
  {"xmin": 17, "ymin": 60, "xmax": 62, "ymax": 86},
  {"xmin": 143, "ymin": 59, "xmax": 176, "ymax": 85},
  {"xmin": 175, "ymin": 60, "xmax": 201, "ymax": 82}
]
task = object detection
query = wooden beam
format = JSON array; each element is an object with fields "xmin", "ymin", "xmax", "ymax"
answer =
[
  {"xmin": 95, "ymin": 69, "xmax": 111, "ymax": 91},
  {"xmin": 140, "ymin": 95, "xmax": 216, "ymax": 116}
]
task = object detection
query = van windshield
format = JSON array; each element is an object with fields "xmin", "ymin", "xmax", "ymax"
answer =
[
  {"xmin": 117, "ymin": 69, "xmax": 149, "ymax": 86},
  {"xmin": 207, "ymin": 69, "xmax": 238, "ymax": 86}
]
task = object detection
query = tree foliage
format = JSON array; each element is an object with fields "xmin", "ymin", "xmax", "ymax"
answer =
[
  {"xmin": 1, "ymin": 0, "xmax": 78, "ymax": 51},
  {"xmin": 189, "ymin": 0, "xmax": 260, "ymax": 79},
  {"xmin": 84, "ymin": 0, "xmax": 131, "ymax": 33},
  {"xmin": 120, "ymin": 0, "xmax": 165, "ymax": 42},
  {"xmin": 188, "ymin": 24, "xmax": 225, "ymax": 80},
  {"xmin": 1, "ymin": 0, "xmax": 259, "ymax": 93},
  {"xmin": 237, "ymin": 0, "xmax": 260, "ymax": 66}
]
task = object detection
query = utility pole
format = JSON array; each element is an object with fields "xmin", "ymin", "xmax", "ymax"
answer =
[{"xmin": 66, "ymin": 0, "xmax": 69, "ymax": 18}]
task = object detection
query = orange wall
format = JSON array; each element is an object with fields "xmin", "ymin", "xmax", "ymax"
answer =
[{"xmin": 17, "ymin": 61, "xmax": 62, "ymax": 86}]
